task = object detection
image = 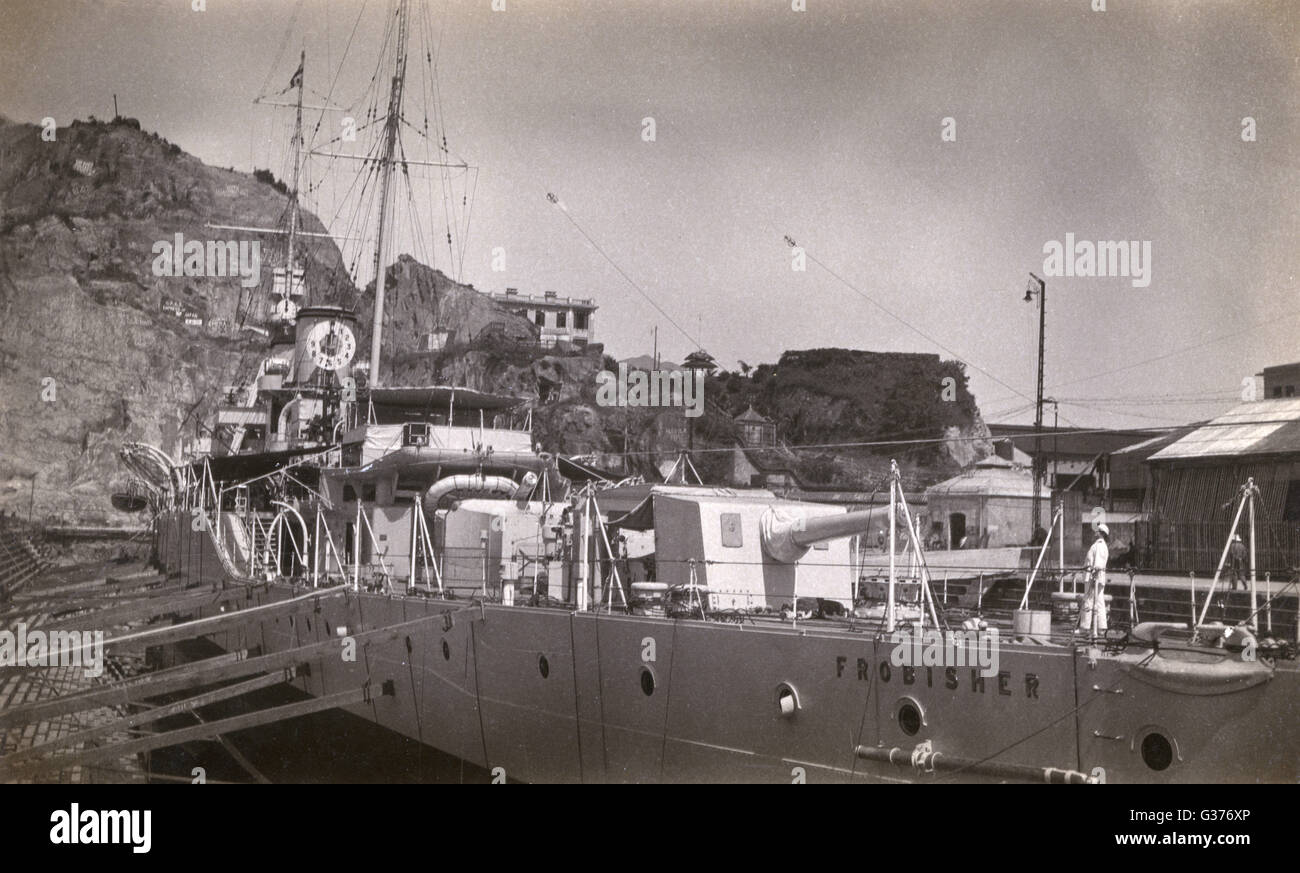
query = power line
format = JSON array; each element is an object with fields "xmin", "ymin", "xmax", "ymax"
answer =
[
  {"xmin": 548, "ymin": 194, "xmax": 704, "ymax": 351},
  {"xmin": 1054, "ymin": 400, "xmax": 1208, "ymax": 425},
  {"xmin": 792, "ymin": 241, "xmax": 1081, "ymax": 428},
  {"xmin": 982, "ymin": 310, "xmax": 1300, "ymax": 409},
  {"xmin": 581, "ymin": 414, "xmax": 1291, "ymax": 461},
  {"xmin": 1049, "ymin": 393, "xmax": 1239, "ymax": 410}
]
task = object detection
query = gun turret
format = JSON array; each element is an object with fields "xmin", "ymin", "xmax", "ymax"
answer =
[{"xmin": 759, "ymin": 505, "xmax": 882, "ymax": 564}]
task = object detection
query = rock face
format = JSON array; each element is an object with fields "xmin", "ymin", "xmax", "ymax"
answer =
[
  {"xmin": 707, "ymin": 349, "xmax": 993, "ymax": 487},
  {"xmin": 374, "ymin": 256, "xmax": 624, "ymax": 460},
  {"xmin": 0, "ymin": 117, "xmax": 996, "ymax": 523},
  {"xmin": 361, "ymin": 254, "xmax": 538, "ymax": 382},
  {"xmin": 0, "ymin": 116, "xmax": 350, "ymax": 522},
  {"xmin": 0, "ymin": 116, "xmax": 607, "ymax": 521}
]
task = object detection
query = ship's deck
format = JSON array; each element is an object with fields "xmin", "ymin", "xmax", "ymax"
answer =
[{"xmin": 342, "ymin": 575, "xmax": 1299, "ymax": 671}]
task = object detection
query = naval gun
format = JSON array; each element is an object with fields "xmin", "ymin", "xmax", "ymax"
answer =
[{"xmin": 759, "ymin": 505, "xmax": 885, "ymax": 564}]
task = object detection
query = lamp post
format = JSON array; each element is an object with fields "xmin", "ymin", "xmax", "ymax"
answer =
[
  {"xmin": 1024, "ymin": 274, "xmax": 1046, "ymax": 537},
  {"xmin": 1044, "ymin": 396, "xmax": 1059, "ymax": 549},
  {"xmin": 1044, "ymin": 397, "xmax": 1059, "ymax": 488}
]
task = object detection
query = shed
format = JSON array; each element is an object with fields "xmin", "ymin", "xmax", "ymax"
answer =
[
  {"xmin": 1130, "ymin": 399, "xmax": 1300, "ymax": 572},
  {"xmin": 924, "ymin": 457, "xmax": 1058, "ymax": 550}
]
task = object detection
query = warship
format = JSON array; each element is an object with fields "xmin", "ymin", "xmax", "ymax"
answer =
[{"xmin": 58, "ymin": 1, "xmax": 1300, "ymax": 783}]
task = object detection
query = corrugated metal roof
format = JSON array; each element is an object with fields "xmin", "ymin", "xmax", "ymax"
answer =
[
  {"xmin": 1148, "ymin": 399, "xmax": 1300, "ymax": 460},
  {"xmin": 1113, "ymin": 430, "xmax": 1185, "ymax": 456},
  {"xmin": 987, "ymin": 424, "xmax": 1162, "ymax": 457}
]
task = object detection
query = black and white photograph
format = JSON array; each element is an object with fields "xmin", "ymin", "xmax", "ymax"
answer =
[{"xmin": 0, "ymin": 0, "xmax": 1295, "ymax": 826}]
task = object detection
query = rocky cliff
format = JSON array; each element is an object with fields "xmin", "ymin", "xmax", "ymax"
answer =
[
  {"xmin": 708, "ymin": 349, "xmax": 993, "ymax": 488},
  {"xmin": 361, "ymin": 254, "xmax": 537, "ymax": 382},
  {"xmin": 0, "ymin": 116, "xmax": 345, "ymax": 521},
  {"xmin": 0, "ymin": 116, "xmax": 992, "ymax": 524},
  {"xmin": 0, "ymin": 116, "xmax": 608, "ymax": 522}
]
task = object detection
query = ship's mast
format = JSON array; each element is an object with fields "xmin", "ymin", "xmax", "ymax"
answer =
[
  {"xmin": 286, "ymin": 49, "xmax": 305, "ymax": 292},
  {"xmin": 368, "ymin": 0, "xmax": 412, "ymax": 387}
]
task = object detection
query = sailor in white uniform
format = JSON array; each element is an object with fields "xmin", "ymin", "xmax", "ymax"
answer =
[{"xmin": 1079, "ymin": 523, "xmax": 1110, "ymax": 636}]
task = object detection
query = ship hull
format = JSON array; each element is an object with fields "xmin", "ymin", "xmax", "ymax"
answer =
[{"xmin": 156, "ymin": 511, "xmax": 1299, "ymax": 783}]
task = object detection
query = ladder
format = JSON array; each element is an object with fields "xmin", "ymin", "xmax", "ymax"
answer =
[{"xmin": 246, "ymin": 513, "xmax": 275, "ymax": 577}]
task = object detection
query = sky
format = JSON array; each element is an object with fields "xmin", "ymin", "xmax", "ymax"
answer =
[{"xmin": 1, "ymin": 0, "xmax": 1296, "ymax": 431}]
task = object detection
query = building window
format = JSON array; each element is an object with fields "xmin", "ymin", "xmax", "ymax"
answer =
[
  {"xmin": 1288, "ymin": 386, "xmax": 1296, "ymax": 397},
  {"xmin": 1274, "ymin": 387, "xmax": 1284, "ymax": 397},
  {"xmin": 556, "ymin": 311, "xmax": 567, "ymax": 329},
  {"xmin": 535, "ymin": 311, "xmax": 545, "ymax": 327},
  {"xmin": 575, "ymin": 312, "xmax": 588, "ymax": 330}
]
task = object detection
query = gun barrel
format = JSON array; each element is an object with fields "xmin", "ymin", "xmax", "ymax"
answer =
[
  {"xmin": 761, "ymin": 506, "xmax": 882, "ymax": 563},
  {"xmin": 789, "ymin": 508, "xmax": 880, "ymax": 547}
]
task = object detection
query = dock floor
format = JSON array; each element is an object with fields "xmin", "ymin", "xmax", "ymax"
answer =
[{"xmin": 0, "ymin": 560, "xmax": 153, "ymax": 783}]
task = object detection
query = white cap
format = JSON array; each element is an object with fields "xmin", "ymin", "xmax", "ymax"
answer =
[{"xmin": 1096, "ymin": 523, "xmax": 1110, "ymax": 536}]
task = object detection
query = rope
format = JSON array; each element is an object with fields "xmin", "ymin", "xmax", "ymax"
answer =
[
  {"xmin": 566, "ymin": 613, "xmax": 585, "ymax": 784},
  {"xmin": 930, "ymin": 674, "xmax": 1119, "ymax": 784}
]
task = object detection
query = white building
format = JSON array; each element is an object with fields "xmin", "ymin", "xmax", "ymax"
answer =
[{"xmin": 490, "ymin": 288, "xmax": 596, "ymax": 348}]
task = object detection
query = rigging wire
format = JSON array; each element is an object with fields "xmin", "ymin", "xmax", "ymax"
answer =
[
  {"xmin": 1056, "ymin": 399, "xmax": 1228, "ymax": 425},
  {"xmin": 253, "ymin": 0, "xmax": 306, "ymax": 102},
  {"xmin": 794, "ymin": 241, "xmax": 1080, "ymax": 428},
  {"xmin": 560, "ymin": 414, "xmax": 1300, "ymax": 461},
  {"xmin": 547, "ymin": 197, "xmax": 705, "ymax": 351},
  {"xmin": 979, "ymin": 309, "xmax": 1300, "ymax": 410}
]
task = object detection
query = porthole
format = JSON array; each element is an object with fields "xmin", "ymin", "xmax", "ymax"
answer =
[
  {"xmin": 775, "ymin": 683, "xmax": 800, "ymax": 717},
  {"xmin": 538, "ymin": 654, "xmax": 550, "ymax": 678},
  {"xmin": 1141, "ymin": 732, "xmax": 1173, "ymax": 771},
  {"xmin": 894, "ymin": 697, "xmax": 926, "ymax": 737},
  {"xmin": 441, "ymin": 639, "xmax": 450, "ymax": 661},
  {"xmin": 898, "ymin": 702, "xmax": 922, "ymax": 736},
  {"xmin": 640, "ymin": 667, "xmax": 656, "ymax": 696}
]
